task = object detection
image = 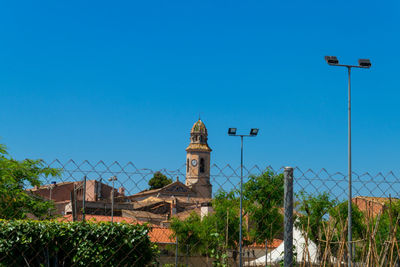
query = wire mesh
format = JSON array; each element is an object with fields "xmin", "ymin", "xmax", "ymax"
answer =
[{"xmin": 1, "ymin": 159, "xmax": 400, "ymax": 266}]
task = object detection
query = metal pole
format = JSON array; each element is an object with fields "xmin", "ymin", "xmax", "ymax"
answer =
[
  {"xmin": 347, "ymin": 66, "xmax": 352, "ymax": 267},
  {"xmin": 82, "ymin": 176, "xmax": 86, "ymax": 222},
  {"xmin": 175, "ymin": 236, "xmax": 179, "ymax": 267},
  {"xmin": 284, "ymin": 167, "xmax": 294, "ymax": 267},
  {"xmin": 239, "ymin": 135, "xmax": 244, "ymax": 267},
  {"xmin": 111, "ymin": 178, "xmax": 115, "ymax": 223},
  {"xmin": 265, "ymin": 239, "xmax": 268, "ymax": 267}
]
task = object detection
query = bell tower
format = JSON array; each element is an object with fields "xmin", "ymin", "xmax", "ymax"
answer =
[{"xmin": 185, "ymin": 119, "xmax": 212, "ymax": 198}]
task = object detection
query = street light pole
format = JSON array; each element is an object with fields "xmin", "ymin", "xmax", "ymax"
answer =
[
  {"xmin": 347, "ymin": 66, "xmax": 352, "ymax": 266},
  {"xmin": 228, "ymin": 128, "xmax": 259, "ymax": 267},
  {"xmin": 325, "ymin": 56, "xmax": 371, "ymax": 267},
  {"xmin": 240, "ymin": 135, "xmax": 243, "ymax": 267},
  {"xmin": 108, "ymin": 176, "xmax": 117, "ymax": 223}
]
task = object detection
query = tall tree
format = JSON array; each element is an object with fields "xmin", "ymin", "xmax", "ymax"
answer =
[
  {"xmin": 170, "ymin": 190, "xmax": 243, "ymax": 265},
  {"xmin": 0, "ymin": 144, "xmax": 61, "ymax": 219},
  {"xmin": 148, "ymin": 171, "xmax": 172, "ymax": 190},
  {"xmin": 296, "ymin": 192, "xmax": 337, "ymax": 260},
  {"xmin": 243, "ymin": 170, "xmax": 284, "ymax": 243}
]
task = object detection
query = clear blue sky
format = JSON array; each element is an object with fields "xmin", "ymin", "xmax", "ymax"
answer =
[{"xmin": 1, "ymin": 0, "xmax": 399, "ymax": 175}]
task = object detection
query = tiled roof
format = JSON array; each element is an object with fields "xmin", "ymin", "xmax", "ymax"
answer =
[
  {"xmin": 186, "ymin": 143, "xmax": 212, "ymax": 152},
  {"xmin": 173, "ymin": 207, "xmax": 202, "ymax": 220},
  {"xmin": 122, "ymin": 209, "xmax": 166, "ymax": 220},
  {"xmin": 247, "ymin": 239, "xmax": 283, "ymax": 249},
  {"xmin": 191, "ymin": 119, "xmax": 207, "ymax": 134},
  {"xmin": 149, "ymin": 227, "xmax": 175, "ymax": 244},
  {"xmin": 60, "ymin": 214, "xmax": 140, "ymax": 224},
  {"xmin": 27, "ymin": 181, "xmax": 75, "ymax": 191}
]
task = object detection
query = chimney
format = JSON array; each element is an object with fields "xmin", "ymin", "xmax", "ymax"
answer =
[
  {"xmin": 200, "ymin": 202, "xmax": 213, "ymax": 220},
  {"xmin": 118, "ymin": 187, "xmax": 125, "ymax": 196},
  {"xmin": 170, "ymin": 196, "xmax": 177, "ymax": 216}
]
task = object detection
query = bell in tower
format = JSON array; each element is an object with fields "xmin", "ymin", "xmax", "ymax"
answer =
[{"xmin": 185, "ymin": 119, "xmax": 212, "ymax": 198}]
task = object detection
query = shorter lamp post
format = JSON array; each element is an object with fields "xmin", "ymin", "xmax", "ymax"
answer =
[
  {"xmin": 108, "ymin": 176, "xmax": 117, "ymax": 223},
  {"xmin": 228, "ymin": 127, "xmax": 259, "ymax": 267}
]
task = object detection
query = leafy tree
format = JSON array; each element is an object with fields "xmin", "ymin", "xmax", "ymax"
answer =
[
  {"xmin": 148, "ymin": 171, "xmax": 172, "ymax": 190},
  {"xmin": 0, "ymin": 144, "xmax": 60, "ymax": 219},
  {"xmin": 373, "ymin": 198, "xmax": 400, "ymax": 258},
  {"xmin": 329, "ymin": 201, "xmax": 366, "ymax": 241},
  {"xmin": 243, "ymin": 170, "xmax": 284, "ymax": 244},
  {"xmin": 170, "ymin": 190, "xmax": 243, "ymax": 266},
  {"xmin": 328, "ymin": 200, "xmax": 366, "ymax": 261},
  {"xmin": 296, "ymin": 192, "xmax": 337, "ymax": 259},
  {"xmin": 170, "ymin": 212, "xmax": 206, "ymax": 255}
]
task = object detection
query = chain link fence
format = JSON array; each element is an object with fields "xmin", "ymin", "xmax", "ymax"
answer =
[{"xmin": 2, "ymin": 159, "xmax": 400, "ymax": 266}]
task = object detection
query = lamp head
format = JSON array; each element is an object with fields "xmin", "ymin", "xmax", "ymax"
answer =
[
  {"xmin": 250, "ymin": 128, "xmax": 259, "ymax": 136},
  {"xmin": 358, "ymin": 59, "xmax": 371, "ymax": 68},
  {"xmin": 325, "ymin": 56, "xmax": 339, "ymax": 65},
  {"xmin": 228, "ymin": 128, "xmax": 237, "ymax": 136}
]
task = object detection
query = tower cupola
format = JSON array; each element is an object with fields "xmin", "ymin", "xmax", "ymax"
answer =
[{"xmin": 186, "ymin": 119, "xmax": 212, "ymax": 152}]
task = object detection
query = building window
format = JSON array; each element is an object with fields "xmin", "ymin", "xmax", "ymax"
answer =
[
  {"xmin": 200, "ymin": 158, "xmax": 205, "ymax": 173},
  {"xmin": 187, "ymin": 159, "xmax": 189, "ymax": 173}
]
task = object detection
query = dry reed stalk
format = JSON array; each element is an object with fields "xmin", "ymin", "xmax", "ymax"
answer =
[
  {"xmin": 336, "ymin": 219, "xmax": 348, "ymax": 267},
  {"xmin": 320, "ymin": 220, "xmax": 334, "ymax": 266},
  {"xmin": 362, "ymin": 206, "xmax": 374, "ymax": 267},
  {"xmin": 365, "ymin": 214, "xmax": 374, "ymax": 267},
  {"xmin": 303, "ymin": 216, "xmax": 312, "ymax": 267},
  {"xmin": 369, "ymin": 212, "xmax": 381, "ymax": 267},
  {"xmin": 335, "ymin": 207, "xmax": 348, "ymax": 267},
  {"xmin": 300, "ymin": 222, "xmax": 307, "ymax": 267},
  {"xmin": 388, "ymin": 207, "xmax": 400, "ymax": 267}
]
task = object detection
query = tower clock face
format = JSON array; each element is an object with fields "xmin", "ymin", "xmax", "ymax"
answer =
[{"xmin": 191, "ymin": 159, "xmax": 198, "ymax": 166}]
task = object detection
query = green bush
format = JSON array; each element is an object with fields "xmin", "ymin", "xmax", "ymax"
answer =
[{"xmin": 0, "ymin": 219, "xmax": 157, "ymax": 266}]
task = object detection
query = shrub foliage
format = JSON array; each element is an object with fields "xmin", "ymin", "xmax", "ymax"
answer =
[{"xmin": 0, "ymin": 220, "xmax": 156, "ymax": 266}]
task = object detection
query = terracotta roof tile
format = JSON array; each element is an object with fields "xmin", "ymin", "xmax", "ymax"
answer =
[
  {"xmin": 149, "ymin": 227, "xmax": 175, "ymax": 244},
  {"xmin": 247, "ymin": 239, "xmax": 283, "ymax": 249}
]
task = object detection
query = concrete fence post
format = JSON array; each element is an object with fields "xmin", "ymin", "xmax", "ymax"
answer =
[{"xmin": 284, "ymin": 167, "xmax": 294, "ymax": 267}]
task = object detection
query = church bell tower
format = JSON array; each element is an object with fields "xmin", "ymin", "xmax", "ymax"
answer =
[{"xmin": 185, "ymin": 119, "xmax": 212, "ymax": 198}]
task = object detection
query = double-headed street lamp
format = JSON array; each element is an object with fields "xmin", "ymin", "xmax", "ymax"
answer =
[
  {"xmin": 108, "ymin": 176, "xmax": 118, "ymax": 223},
  {"xmin": 325, "ymin": 56, "xmax": 371, "ymax": 266},
  {"xmin": 228, "ymin": 127, "xmax": 259, "ymax": 267}
]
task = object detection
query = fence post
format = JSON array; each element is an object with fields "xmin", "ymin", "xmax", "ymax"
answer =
[
  {"xmin": 265, "ymin": 239, "xmax": 268, "ymax": 267},
  {"xmin": 284, "ymin": 167, "xmax": 294, "ymax": 267}
]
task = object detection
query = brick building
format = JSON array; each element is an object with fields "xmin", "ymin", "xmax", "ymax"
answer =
[{"xmin": 352, "ymin": 196, "xmax": 398, "ymax": 217}]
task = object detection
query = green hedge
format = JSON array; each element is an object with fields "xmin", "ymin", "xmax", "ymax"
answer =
[{"xmin": 0, "ymin": 220, "xmax": 157, "ymax": 266}]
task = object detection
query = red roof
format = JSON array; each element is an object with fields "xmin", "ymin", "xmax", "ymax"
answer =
[
  {"xmin": 59, "ymin": 215, "xmax": 175, "ymax": 243},
  {"xmin": 149, "ymin": 227, "xmax": 175, "ymax": 244},
  {"xmin": 247, "ymin": 239, "xmax": 283, "ymax": 250},
  {"xmin": 60, "ymin": 214, "xmax": 140, "ymax": 224}
]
